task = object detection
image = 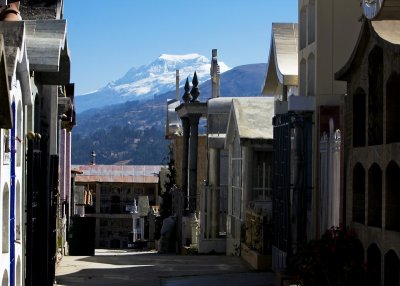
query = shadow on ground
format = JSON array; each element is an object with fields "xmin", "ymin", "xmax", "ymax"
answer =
[{"xmin": 56, "ymin": 250, "xmax": 275, "ymax": 286}]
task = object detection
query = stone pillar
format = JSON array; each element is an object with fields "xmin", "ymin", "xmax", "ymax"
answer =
[
  {"xmin": 209, "ymin": 147, "xmax": 220, "ymax": 238},
  {"xmin": 181, "ymin": 117, "xmax": 190, "ymax": 210},
  {"xmin": 242, "ymin": 146, "xmax": 253, "ymax": 214},
  {"xmin": 188, "ymin": 115, "xmax": 200, "ymax": 212}
]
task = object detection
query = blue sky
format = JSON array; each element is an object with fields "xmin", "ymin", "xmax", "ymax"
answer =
[{"xmin": 64, "ymin": 0, "xmax": 298, "ymax": 95}]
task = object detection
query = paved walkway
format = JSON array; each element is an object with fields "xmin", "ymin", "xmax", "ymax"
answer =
[{"xmin": 55, "ymin": 249, "xmax": 275, "ymax": 286}]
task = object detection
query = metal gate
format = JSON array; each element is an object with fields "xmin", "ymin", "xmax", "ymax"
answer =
[
  {"xmin": 26, "ymin": 133, "xmax": 59, "ymax": 286},
  {"xmin": 26, "ymin": 133, "xmax": 42, "ymax": 286},
  {"xmin": 272, "ymin": 112, "xmax": 313, "ymax": 269},
  {"xmin": 272, "ymin": 113, "xmax": 291, "ymax": 268}
]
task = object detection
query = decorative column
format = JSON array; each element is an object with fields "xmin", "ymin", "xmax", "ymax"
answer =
[
  {"xmin": 209, "ymin": 49, "xmax": 221, "ymax": 237},
  {"xmin": 188, "ymin": 72, "xmax": 201, "ymax": 212},
  {"xmin": 209, "ymin": 147, "xmax": 220, "ymax": 238},
  {"xmin": 210, "ymin": 49, "xmax": 220, "ymax": 98},
  {"xmin": 181, "ymin": 78, "xmax": 191, "ymax": 210},
  {"xmin": 188, "ymin": 115, "xmax": 200, "ymax": 212},
  {"xmin": 176, "ymin": 71, "xmax": 207, "ymax": 219}
]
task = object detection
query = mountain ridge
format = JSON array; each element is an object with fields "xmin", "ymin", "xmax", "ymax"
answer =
[
  {"xmin": 72, "ymin": 63, "xmax": 267, "ymax": 165},
  {"xmin": 76, "ymin": 54, "xmax": 230, "ymax": 112}
]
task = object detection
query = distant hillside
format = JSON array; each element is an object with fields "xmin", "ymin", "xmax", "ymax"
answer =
[{"xmin": 72, "ymin": 63, "xmax": 267, "ymax": 165}]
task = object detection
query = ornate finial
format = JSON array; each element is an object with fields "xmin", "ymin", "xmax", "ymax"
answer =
[
  {"xmin": 190, "ymin": 71, "xmax": 200, "ymax": 102},
  {"xmin": 182, "ymin": 77, "xmax": 191, "ymax": 103}
]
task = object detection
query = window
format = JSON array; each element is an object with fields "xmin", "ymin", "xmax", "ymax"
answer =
[
  {"xmin": 353, "ymin": 163, "xmax": 365, "ymax": 224},
  {"xmin": 386, "ymin": 72, "xmax": 400, "ymax": 143},
  {"xmin": 353, "ymin": 88, "xmax": 366, "ymax": 147},
  {"xmin": 367, "ymin": 244, "xmax": 381, "ymax": 286},
  {"xmin": 300, "ymin": 7, "xmax": 307, "ymax": 49},
  {"xmin": 307, "ymin": 1, "xmax": 315, "ymax": 44},
  {"xmin": 307, "ymin": 53, "xmax": 315, "ymax": 96},
  {"xmin": 368, "ymin": 47, "xmax": 383, "ymax": 146},
  {"xmin": 110, "ymin": 196, "xmax": 121, "ymax": 214},
  {"xmin": 368, "ymin": 163, "xmax": 382, "ymax": 228},
  {"xmin": 384, "ymin": 250, "xmax": 400, "ymax": 286},
  {"xmin": 300, "ymin": 59, "xmax": 306, "ymax": 96},
  {"xmin": 252, "ymin": 151, "xmax": 272, "ymax": 201},
  {"xmin": 231, "ymin": 133, "xmax": 242, "ymax": 219},
  {"xmin": 385, "ymin": 161, "xmax": 400, "ymax": 231}
]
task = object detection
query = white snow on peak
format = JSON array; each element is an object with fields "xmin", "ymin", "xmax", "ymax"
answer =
[
  {"xmin": 77, "ymin": 53, "xmax": 231, "ymax": 111},
  {"xmin": 107, "ymin": 53, "xmax": 230, "ymax": 98},
  {"xmin": 159, "ymin": 53, "xmax": 206, "ymax": 61}
]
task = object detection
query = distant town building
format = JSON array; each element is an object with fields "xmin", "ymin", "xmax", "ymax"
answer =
[{"xmin": 71, "ymin": 164, "xmax": 162, "ymax": 249}]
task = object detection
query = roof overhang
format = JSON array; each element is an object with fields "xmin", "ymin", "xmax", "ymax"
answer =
[
  {"xmin": 262, "ymin": 23, "xmax": 298, "ymax": 96},
  {"xmin": 175, "ymin": 101, "xmax": 207, "ymax": 118},
  {"xmin": 0, "ymin": 21, "xmax": 31, "ymax": 128},
  {"xmin": 25, "ymin": 19, "xmax": 70, "ymax": 85},
  {"xmin": 207, "ymin": 97, "xmax": 233, "ymax": 139}
]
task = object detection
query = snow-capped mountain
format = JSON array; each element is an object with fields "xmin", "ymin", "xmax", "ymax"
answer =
[{"xmin": 76, "ymin": 54, "xmax": 230, "ymax": 112}]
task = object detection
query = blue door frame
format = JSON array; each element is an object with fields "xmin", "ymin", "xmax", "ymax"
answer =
[{"xmin": 10, "ymin": 100, "xmax": 16, "ymax": 286}]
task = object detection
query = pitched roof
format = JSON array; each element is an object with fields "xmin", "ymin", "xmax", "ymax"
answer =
[
  {"xmin": 72, "ymin": 165, "xmax": 163, "ymax": 184},
  {"xmin": 226, "ymin": 97, "xmax": 274, "ymax": 145}
]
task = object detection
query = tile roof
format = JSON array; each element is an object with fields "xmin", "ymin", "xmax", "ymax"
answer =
[{"xmin": 72, "ymin": 165, "xmax": 163, "ymax": 184}]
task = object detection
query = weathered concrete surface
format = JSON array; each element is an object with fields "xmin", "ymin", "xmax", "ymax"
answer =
[{"xmin": 55, "ymin": 249, "xmax": 275, "ymax": 286}]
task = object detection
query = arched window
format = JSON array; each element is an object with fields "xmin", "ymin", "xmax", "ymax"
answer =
[
  {"xmin": 16, "ymin": 256, "xmax": 21, "ymax": 286},
  {"xmin": 385, "ymin": 161, "xmax": 400, "ymax": 231},
  {"xmin": 384, "ymin": 250, "xmax": 400, "ymax": 286},
  {"xmin": 2, "ymin": 184, "xmax": 9, "ymax": 253},
  {"xmin": 307, "ymin": 53, "xmax": 315, "ymax": 96},
  {"xmin": 368, "ymin": 163, "xmax": 382, "ymax": 228},
  {"xmin": 353, "ymin": 88, "xmax": 366, "ymax": 147},
  {"xmin": 300, "ymin": 59, "xmax": 306, "ymax": 96},
  {"xmin": 111, "ymin": 195, "xmax": 120, "ymax": 214},
  {"xmin": 368, "ymin": 46, "xmax": 383, "ymax": 146},
  {"xmin": 386, "ymin": 72, "xmax": 400, "ymax": 143},
  {"xmin": 353, "ymin": 163, "xmax": 365, "ymax": 223},
  {"xmin": 2, "ymin": 270, "xmax": 8, "ymax": 286},
  {"xmin": 300, "ymin": 7, "xmax": 307, "ymax": 49},
  {"xmin": 367, "ymin": 244, "xmax": 381, "ymax": 286},
  {"xmin": 307, "ymin": 0, "xmax": 315, "ymax": 44}
]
